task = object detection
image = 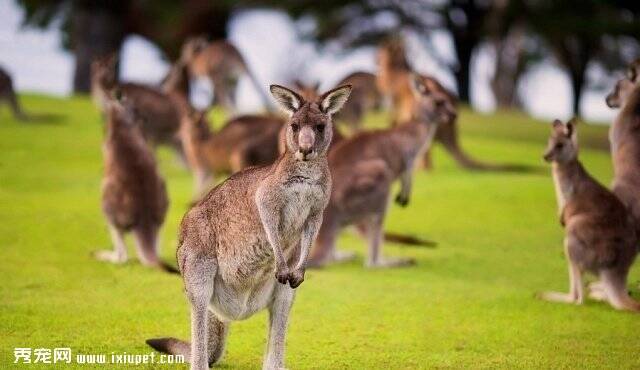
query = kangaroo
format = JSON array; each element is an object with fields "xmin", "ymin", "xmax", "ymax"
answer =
[
  {"xmin": 146, "ymin": 84, "xmax": 351, "ymax": 370},
  {"xmin": 538, "ymin": 118, "xmax": 639, "ymax": 312},
  {"xmin": 308, "ymin": 74, "xmax": 451, "ymax": 268},
  {"xmin": 605, "ymin": 59, "xmax": 640, "ymax": 238},
  {"xmin": 376, "ymin": 37, "xmax": 513, "ymax": 171},
  {"xmin": 333, "ymin": 71, "xmax": 382, "ymax": 132},
  {"xmin": 91, "ymin": 55, "xmax": 184, "ymax": 158},
  {"xmin": 0, "ymin": 66, "xmax": 27, "ymax": 121},
  {"xmin": 180, "ymin": 109, "xmax": 284, "ymax": 196},
  {"xmin": 93, "ymin": 90, "xmax": 176, "ymax": 273},
  {"xmin": 182, "ymin": 37, "xmax": 272, "ymax": 112}
]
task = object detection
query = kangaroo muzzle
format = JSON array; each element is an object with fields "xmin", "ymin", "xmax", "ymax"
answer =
[{"xmin": 296, "ymin": 126, "xmax": 316, "ymax": 161}]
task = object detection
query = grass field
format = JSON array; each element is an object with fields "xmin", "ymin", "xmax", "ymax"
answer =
[{"xmin": 1, "ymin": 95, "xmax": 639, "ymax": 369}]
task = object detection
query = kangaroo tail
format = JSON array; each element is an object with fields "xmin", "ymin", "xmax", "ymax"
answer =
[
  {"xmin": 384, "ymin": 232, "xmax": 437, "ymax": 247},
  {"xmin": 159, "ymin": 260, "xmax": 180, "ymax": 275},
  {"xmin": 146, "ymin": 337, "xmax": 190, "ymax": 361}
]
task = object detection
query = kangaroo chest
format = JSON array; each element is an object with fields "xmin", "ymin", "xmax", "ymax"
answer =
[
  {"xmin": 552, "ymin": 167, "xmax": 572, "ymax": 215},
  {"xmin": 279, "ymin": 177, "xmax": 325, "ymax": 240}
]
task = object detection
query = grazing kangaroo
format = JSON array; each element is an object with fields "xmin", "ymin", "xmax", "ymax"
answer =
[
  {"xmin": 538, "ymin": 118, "xmax": 639, "ymax": 312},
  {"xmin": 146, "ymin": 84, "xmax": 352, "ymax": 370},
  {"xmin": 308, "ymin": 74, "xmax": 451, "ymax": 268},
  {"xmin": 182, "ymin": 37, "xmax": 272, "ymax": 112},
  {"xmin": 606, "ymin": 59, "xmax": 640, "ymax": 238},
  {"xmin": 333, "ymin": 71, "xmax": 382, "ymax": 132},
  {"xmin": 180, "ymin": 109, "xmax": 284, "ymax": 196},
  {"xmin": 377, "ymin": 37, "xmax": 513, "ymax": 171},
  {"xmin": 0, "ymin": 66, "xmax": 27, "ymax": 121},
  {"xmin": 94, "ymin": 90, "xmax": 176, "ymax": 273}
]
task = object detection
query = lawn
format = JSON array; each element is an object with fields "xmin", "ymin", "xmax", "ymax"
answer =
[{"xmin": 1, "ymin": 95, "xmax": 638, "ymax": 369}]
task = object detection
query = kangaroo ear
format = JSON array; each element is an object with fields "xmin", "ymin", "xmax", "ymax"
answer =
[
  {"xmin": 319, "ymin": 85, "xmax": 352, "ymax": 115},
  {"xmin": 409, "ymin": 73, "xmax": 429, "ymax": 97},
  {"xmin": 566, "ymin": 117, "xmax": 579, "ymax": 138},
  {"xmin": 270, "ymin": 84, "xmax": 305, "ymax": 116}
]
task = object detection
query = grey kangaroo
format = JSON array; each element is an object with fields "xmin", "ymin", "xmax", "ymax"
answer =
[
  {"xmin": 606, "ymin": 59, "xmax": 640, "ymax": 238},
  {"xmin": 538, "ymin": 118, "xmax": 639, "ymax": 312},
  {"xmin": 146, "ymin": 84, "xmax": 352, "ymax": 369},
  {"xmin": 93, "ymin": 90, "xmax": 176, "ymax": 273},
  {"xmin": 308, "ymin": 74, "xmax": 453, "ymax": 268}
]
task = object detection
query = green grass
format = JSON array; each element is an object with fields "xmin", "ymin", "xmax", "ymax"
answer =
[{"xmin": 1, "ymin": 95, "xmax": 639, "ymax": 369}]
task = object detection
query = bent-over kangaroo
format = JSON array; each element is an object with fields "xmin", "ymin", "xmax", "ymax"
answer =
[
  {"xmin": 180, "ymin": 109, "xmax": 284, "ymax": 197},
  {"xmin": 538, "ymin": 119, "xmax": 639, "ymax": 312},
  {"xmin": 606, "ymin": 59, "xmax": 640, "ymax": 238},
  {"xmin": 0, "ymin": 66, "xmax": 27, "ymax": 121},
  {"xmin": 308, "ymin": 74, "xmax": 451, "ymax": 268},
  {"xmin": 91, "ymin": 55, "xmax": 185, "ymax": 158},
  {"xmin": 182, "ymin": 37, "xmax": 272, "ymax": 112},
  {"xmin": 333, "ymin": 71, "xmax": 382, "ymax": 132},
  {"xmin": 146, "ymin": 84, "xmax": 352, "ymax": 370},
  {"xmin": 94, "ymin": 90, "xmax": 176, "ymax": 273}
]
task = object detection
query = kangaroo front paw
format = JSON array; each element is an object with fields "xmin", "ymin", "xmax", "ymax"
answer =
[
  {"xmin": 395, "ymin": 193, "xmax": 409, "ymax": 207},
  {"xmin": 275, "ymin": 267, "xmax": 290, "ymax": 285},
  {"xmin": 288, "ymin": 269, "xmax": 305, "ymax": 289}
]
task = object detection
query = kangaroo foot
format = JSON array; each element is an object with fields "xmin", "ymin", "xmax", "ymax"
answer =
[
  {"xmin": 92, "ymin": 249, "xmax": 127, "ymax": 264},
  {"xmin": 366, "ymin": 256, "xmax": 415, "ymax": 268},
  {"xmin": 536, "ymin": 291, "xmax": 582, "ymax": 305}
]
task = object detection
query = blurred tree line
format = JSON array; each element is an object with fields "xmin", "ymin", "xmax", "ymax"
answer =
[{"xmin": 16, "ymin": 0, "xmax": 640, "ymax": 115}]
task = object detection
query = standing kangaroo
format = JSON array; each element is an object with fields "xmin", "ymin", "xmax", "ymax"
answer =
[
  {"xmin": 333, "ymin": 71, "xmax": 382, "ymax": 132},
  {"xmin": 146, "ymin": 84, "xmax": 352, "ymax": 370},
  {"xmin": 182, "ymin": 37, "xmax": 272, "ymax": 112},
  {"xmin": 376, "ymin": 37, "xmax": 514, "ymax": 171},
  {"xmin": 308, "ymin": 74, "xmax": 451, "ymax": 268},
  {"xmin": 606, "ymin": 59, "xmax": 640, "ymax": 238},
  {"xmin": 93, "ymin": 90, "xmax": 176, "ymax": 273},
  {"xmin": 0, "ymin": 66, "xmax": 27, "ymax": 121},
  {"xmin": 538, "ymin": 119, "xmax": 639, "ymax": 312}
]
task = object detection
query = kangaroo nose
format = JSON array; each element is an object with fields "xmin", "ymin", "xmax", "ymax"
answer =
[{"xmin": 298, "ymin": 127, "xmax": 315, "ymax": 154}]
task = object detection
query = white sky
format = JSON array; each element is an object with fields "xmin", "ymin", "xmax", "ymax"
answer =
[{"xmin": 0, "ymin": 1, "xmax": 616, "ymax": 123}]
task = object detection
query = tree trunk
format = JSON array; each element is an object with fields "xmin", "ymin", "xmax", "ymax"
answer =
[
  {"xmin": 491, "ymin": 25, "xmax": 526, "ymax": 109},
  {"xmin": 454, "ymin": 41, "xmax": 473, "ymax": 103},
  {"xmin": 554, "ymin": 37, "xmax": 593, "ymax": 117},
  {"xmin": 72, "ymin": 5, "xmax": 125, "ymax": 93},
  {"xmin": 569, "ymin": 69, "xmax": 584, "ymax": 116}
]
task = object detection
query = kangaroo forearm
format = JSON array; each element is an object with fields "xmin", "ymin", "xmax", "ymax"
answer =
[{"xmin": 296, "ymin": 215, "xmax": 322, "ymax": 270}]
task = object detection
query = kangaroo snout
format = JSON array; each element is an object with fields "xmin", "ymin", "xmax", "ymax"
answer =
[{"xmin": 297, "ymin": 127, "xmax": 316, "ymax": 159}]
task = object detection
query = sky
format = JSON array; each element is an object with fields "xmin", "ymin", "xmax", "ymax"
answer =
[{"xmin": 0, "ymin": 0, "xmax": 618, "ymax": 123}]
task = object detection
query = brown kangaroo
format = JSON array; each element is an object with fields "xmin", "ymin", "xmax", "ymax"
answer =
[
  {"xmin": 538, "ymin": 118, "xmax": 639, "ymax": 312},
  {"xmin": 93, "ymin": 90, "xmax": 176, "ymax": 273},
  {"xmin": 180, "ymin": 109, "xmax": 284, "ymax": 196},
  {"xmin": 91, "ymin": 55, "xmax": 184, "ymax": 158},
  {"xmin": 377, "ymin": 37, "xmax": 515, "ymax": 171},
  {"xmin": 308, "ymin": 74, "xmax": 452, "ymax": 268},
  {"xmin": 182, "ymin": 37, "xmax": 272, "ymax": 112},
  {"xmin": 146, "ymin": 84, "xmax": 351, "ymax": 370},
  {"xmin": 0, "ymin": 66, "xmax": 27, "ymax": 121},
  {"xmin": 606, "ymin": 59, "xmax": 640, "ymax": 239}
]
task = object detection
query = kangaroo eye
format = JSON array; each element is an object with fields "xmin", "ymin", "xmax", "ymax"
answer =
[
  {"xmin": 555, "ymin": 143, "xmax": 564, "ymax": 149},
  {"xmin": 291, "ymin": 123, "xmax": 299, "ymax": 132},
  {"xmin": 315, "ymin": 124, "xmax": 325, "ymax": 133}
]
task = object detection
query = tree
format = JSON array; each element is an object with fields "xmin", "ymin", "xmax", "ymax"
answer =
[
  {"xmin": 518, "ymin": 0, "xmax": 640, "ymax": 115},
  {"xmin": 17, "ymin": 0, "xmax": 233, "ymax": 92}
]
